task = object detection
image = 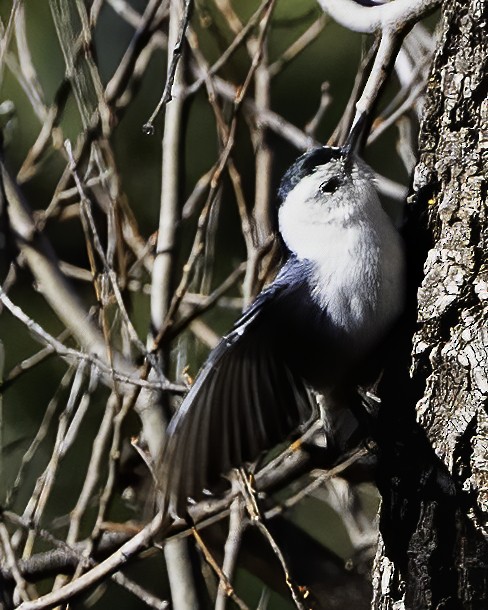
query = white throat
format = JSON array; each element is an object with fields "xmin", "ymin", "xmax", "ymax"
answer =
[{"xmin": 278, "ymin": 170, "xmax": 405, "ymax": 346}]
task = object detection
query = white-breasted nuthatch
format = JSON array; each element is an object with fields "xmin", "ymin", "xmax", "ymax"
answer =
[{"xmin": 161, "ymin": 118, "xmax": 405, "ymax": 516}]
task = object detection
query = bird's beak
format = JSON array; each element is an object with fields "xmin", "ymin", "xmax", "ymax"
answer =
[{"xmin": 343, "ymin": 112, "xmax": 368, "ymax": 158}]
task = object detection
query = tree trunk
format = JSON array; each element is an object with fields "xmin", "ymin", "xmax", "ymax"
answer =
[{"xmin": 372, "ymin": 0, "xmax": 488, "ymax": 608}]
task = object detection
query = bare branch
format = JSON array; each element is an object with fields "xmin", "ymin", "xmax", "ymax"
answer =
[
  {"xmin": 0, "ymin": 0, "xmax": 21, "ymax": 85},
  {"xmin": 105, "ymin": 0, "xmax": 168, "ymax": 105},
  {"xmin": 0, "ymin": 522, "xmax": 32, "ymax": 603},
  {"xmin": 13, "ymin": 3, "xmax": 47, "ymax": 120},
  {"xmin": 317, "ymin": 0, "xmax": 441, "ymax": 34},
  {"xmin": 143, "ymin": 0, "xmax": 192, "ymax": 132},
  {"xmin": 215, "ymin": 478, "xmax": 246, "ymax": 610},
  {"xmin": 319, "ymin": 0, "xmax": 440, "ymax": 129},
  {"xmin": 15, "ymin": 511, "xmax": 167, "ymax": 610},
  {"xmin": 3, "ymin": 512, "xmax": 169, "ymax": 610},
  {"xmin": 192, "ymin": 527, "xmax": 250, "ymax": 610},
  {"xmin": 238, "ymin": 471, "xmax": 308, "ymax": 610},
  {"xmin": 268, "ymin": 14, "xmax": 328, "ymax": 77},
  {"xmin": 0, "ymin": 288, "xmax": 181, "ymax": 392}
]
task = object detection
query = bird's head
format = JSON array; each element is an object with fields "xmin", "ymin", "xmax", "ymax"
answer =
[{"xmin": 277, "ymin": 119, "xmax": 380, "ymax": 261}]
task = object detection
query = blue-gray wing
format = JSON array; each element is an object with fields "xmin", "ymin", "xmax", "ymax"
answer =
[{"xmin": 160, "ymin": 270, "xmax": 315, "ymax": 516}]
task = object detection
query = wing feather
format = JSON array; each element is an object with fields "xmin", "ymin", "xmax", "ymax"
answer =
[
  {"xmin": 189, "ymin": 365, "xmax": 221, "ymax": 502},
  {"xmin": 161, "ymin": 262, "xmax": 317, "ymax": 515}
]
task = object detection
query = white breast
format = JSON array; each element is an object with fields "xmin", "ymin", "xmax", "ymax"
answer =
[{"xmin": 279, "ymin": 171, "xmax": 405, "ymax": 349}]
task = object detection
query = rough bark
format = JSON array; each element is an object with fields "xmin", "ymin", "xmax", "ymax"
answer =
[{"xmin": 372, "ymin": 0, "xmax": 488, "ymax": 608}]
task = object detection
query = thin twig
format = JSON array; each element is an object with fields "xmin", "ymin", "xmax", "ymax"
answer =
[
  {"xmin": 192, "ymin": 528, "xmax": 250, "ymax": 610},
  {"xmin": 105, "ymin": 0, "xmax": 168, "ymax": 105},
  {"xmin": 13, "ymin": 3, "xmax": 47, "ymax": 120},
  {"xmin": 24, "ymin": 363, "xmax": 90, "ymax": 540},
  {"xmin": 16, "ymin": 511, "xmax": 168, "ymax": 610},
  {"xmin": 0, "ymin": 522, "xmax": 32, "ymax": 603},
  {"xmin": 3, "ymin": 328, "xmax": 71, "ymax": 387},
  {"xmin": 319, "ymin": 0, "xmax": 440, "ymax": 125},
  {"xmin": 147, "ymin": 2, "xmax": 199, "ymax": 607},
  {"xmin": 66, "ymin": 396, "xmax": 117, "ymax": 545},
  {"xmin": 215, "ymin": 478, "xmax": 246, "ymax": 610},
  {"xmin": 268, "ymin": 14, "xmax": 328, "ymax": 77},
  {"xmin": 65, "ymin": 139, "xmax": 150, "ymax": 359},
  {"xmin": 305, "ymin": 82, "xmax": 332, "ymax": 137},
  {"xmin": 169, "ymin": 263, "xmax": 246, "ymax": 339},
  {"xmin": 264, "ymin": 446, "xmax": 370, "ymax": 519},
  {"xmin": 3, "ymin": 512, "xmax": 169, "ymax": 610},
  {"xmin": 149, "ymin": 0, "xmax": 277, "ymax": 352},
  {"xmin": 246, "ymin": 2, "xmax": 274, "ymax": 304},
  {"xmin": 143, "ymin": 0, "xmax": 192, "ymax": 133},
  {"xmin": 183, "ymin": 0, "xmax": 272, "ymax": 98},
  {"xmin": 238, "ymin": 471, "xmax": 310, "ymax": 610},
  {"xmin": 0, "ymin": 288, "xmax": 183, "ymax": 392},
  {"xmin": 0, "ymin": 0, "xmax": 21, "ymax": 85}
]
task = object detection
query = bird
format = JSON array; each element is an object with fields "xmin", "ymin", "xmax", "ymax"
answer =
[{"xmin": 160, "ymin": 117, "xmax": 406, "ymax": 517}]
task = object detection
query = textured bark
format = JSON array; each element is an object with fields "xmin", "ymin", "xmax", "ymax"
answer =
[
  {"xmin": 413, "ymin": 0, "xmax": 487, "ymax": 528},
  {"xmin": 373, "ymin": 0, "xmax": 488, "ymax": 608}
]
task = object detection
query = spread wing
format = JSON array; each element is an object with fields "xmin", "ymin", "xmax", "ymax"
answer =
[{"xmin": 160, "ymin": 269, "xmax": 315, "ymax": 516}]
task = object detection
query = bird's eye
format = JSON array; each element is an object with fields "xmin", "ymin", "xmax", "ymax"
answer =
[{"xmin": 320, "ymin": 176, "xmax": 342, "ymax": 194}]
